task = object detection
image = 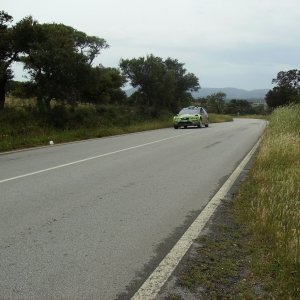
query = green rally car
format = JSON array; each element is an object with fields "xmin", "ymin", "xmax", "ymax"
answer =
[{"xmin": 173, "ymin": 106, "xmax": 209, "ymax": 129}]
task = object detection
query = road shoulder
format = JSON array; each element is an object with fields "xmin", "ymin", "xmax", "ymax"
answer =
[{"xmin": 156, "ymin": 155, "xmax": 264, "ymax": 299}]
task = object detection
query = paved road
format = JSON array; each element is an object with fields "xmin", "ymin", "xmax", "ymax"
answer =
[{"xmin": 0, "ymin": 119, "xmax": 266, "ymax": 299}]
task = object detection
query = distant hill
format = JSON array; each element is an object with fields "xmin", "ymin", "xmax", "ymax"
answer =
[
  {"xmin": 124, "ymin": 87, "xmax": 269, "ymax": 102},
  {"xmin": 192, "ymin": 87, "xmax": 269, "ymax": 102}
]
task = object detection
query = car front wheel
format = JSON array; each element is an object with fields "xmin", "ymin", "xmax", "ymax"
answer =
[{"xmin": 198, "ymin": 119, "xmax": 203, "ymax": 128}]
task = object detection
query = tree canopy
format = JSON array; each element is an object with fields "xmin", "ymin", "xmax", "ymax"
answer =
[
  {"xmin": 194, "ymin": 94, "xmax": 262, "ymax": 115},
  {"xmin": 224, "ymin": 99, "xmax": 255, "ymax": 115},
  {"xmin": 0, "ymin": 11, "xmax": 36, "ymax": 109},
  {"xmin": 120, "ymin": 54, "xmax": 199, "ymax": 114},
  {"xmin": 81, "ymin": 66, "xmax": 126, "ymax": 104},
  {"xmin": 22, "ymin": 23, "xmax": 111, "ymax": 109},
  {"xmin": 2, "ymin": 12, "xmax": 202, "ymax": 116},
  {"xmin": 1, "ymin": 12, "xmax": 127, "ymax": 110},
  {"xmin": 205, "ymin": 92, "xmax": 226, "ymax": 114},
  {"xmin": 265, "ymin": 69, "xmax": 300, "ymax": 108}
]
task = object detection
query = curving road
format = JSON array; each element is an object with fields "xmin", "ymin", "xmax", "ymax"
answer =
[{"xmin": 0, "ymin": 118, "xmax": 266, "ymax": 299}]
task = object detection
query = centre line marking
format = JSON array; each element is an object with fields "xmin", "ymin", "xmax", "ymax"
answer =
[{"xmin": 0, "ymin": 131, "xmax": 200, "ymax": 184}]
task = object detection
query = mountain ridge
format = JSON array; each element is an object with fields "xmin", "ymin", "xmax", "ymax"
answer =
[
  {"xmin": 191, "ymin": 87, "xmax": 269, "ymax": 101},
  {"xmin": 124, "ymin": 87, "xmax": 269, "ymax": 101}
]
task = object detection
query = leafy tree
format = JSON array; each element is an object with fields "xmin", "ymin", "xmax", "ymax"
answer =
[
  {"xmin": 266, "ymin": 69, "xmax": 300, "ymax": 108},
  {"xmin": 164, "ymin": 58, "xmax": 199, "ymax": 111},
  {"xmin": 206, "ymin": 92, "xmax": 226, "ymax": 113},
  {"xmin": 225, "ymin": 99, "xmax": 255, "ymax": 115},
  {"xmin": 73, "ymin": 31, "xmax": 108, "ymax": 66},
  {"xmin": 193, "ymin": 97, "xmax": 208, "ymax": 108},
  {"xmin": 0, "ymin": 11, "xmax": 36, "ymax": 109},
  {"xmin": 82, "ymin": 66, "xmax": 126, "ymax": 104},
  {"xmin": 120, "ymin": 55, "xmax": 164, "ymax": 108},
  {"xmin": 6, "ymin": 80, "xmax": 36, "ymax": 99},
  {"xmin": 22, "ymin": 23, "xmax": 109, "ymax": 109},
  {"xmin": 120, "ymin": 54, "xmax": 199, "ymax": 114},
  {"xmin": 272, "ymin": 69, "xmax": 300, "ymax": 90},
  {"xmin": 252, "ymin": 103, "xmax": 267, "ymax": 115}
]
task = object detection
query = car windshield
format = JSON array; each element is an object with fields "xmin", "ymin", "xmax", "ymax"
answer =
[{"xmin": 178, "ymin": 108, "xmax": 199, "ymax": 115}]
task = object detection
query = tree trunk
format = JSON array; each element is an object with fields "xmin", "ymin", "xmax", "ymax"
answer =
[
  {"xmin": 44, "ymin": 98, "xmax": 52, "ymax": 111},
  {"xmin": 0, "ymin": 79, "xmax": 6, "ymax": 110}
]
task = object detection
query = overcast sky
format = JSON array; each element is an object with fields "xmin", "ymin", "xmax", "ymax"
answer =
[{"xmin": 2, "ymin": 0, "xmax": 300, "ymax": 90}]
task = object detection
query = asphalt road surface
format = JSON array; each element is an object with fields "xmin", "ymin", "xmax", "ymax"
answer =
[{"xmin": 0, "ymin": 119, "xmax": 266, "ymax": 299}]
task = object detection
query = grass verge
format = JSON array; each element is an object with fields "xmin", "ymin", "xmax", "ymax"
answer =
[
  {"xmin": 159, "ymin": 104, "xmax": 300, "ymax": 299},
  {"xmin": 0, "ymin": 105, "xmax": 232, "ymax": 153},
  {"xmin": 233, "ymin": 114, "xmax": 269, "ymax": 120},
  {"xmin": 209, "ymin": 113, "xmax": 233, "ymax": 123},
  {"xmin": 234, "ymin": 104, "xmax": 300, "ymax": 298}
]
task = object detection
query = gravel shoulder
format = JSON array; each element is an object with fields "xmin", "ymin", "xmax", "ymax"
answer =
[{"xmin": 156, "ymin": 157, "xmax": 266, "ymax": 299}]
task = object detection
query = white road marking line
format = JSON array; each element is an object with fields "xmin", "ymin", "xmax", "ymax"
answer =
[
  {"xmin": 0, "ymin": 131, "xmax": 200, "ymax": 184},
  {"xmin": 131, "ymin": 137, "xmax": 262, "ymax": 300}
]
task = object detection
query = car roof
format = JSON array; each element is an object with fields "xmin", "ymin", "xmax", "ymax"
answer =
[{"xmin": 183, "ymin": 106, "xmax": 203, "ymax": 110}]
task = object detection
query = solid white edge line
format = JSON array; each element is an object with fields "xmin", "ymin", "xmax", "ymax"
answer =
[
  {"xmin": 0, "ymin": 131, "xmax": 199, "ymax": 184},
  {"xmin": 131, "ymin": 137, "xmax": 262, "ymax": 300}
]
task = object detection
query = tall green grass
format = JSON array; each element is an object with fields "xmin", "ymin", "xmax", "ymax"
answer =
[
  {"xmin": 0, "ymin": 102, "xmax": 233, "ymax": 152},
  {"xmin": 235, "ymin": 104, "xmax": 300, "ymax": 297},
  {"xmin": 209, "ymin": 113, "xmax": 233, "ymax": 123}
]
